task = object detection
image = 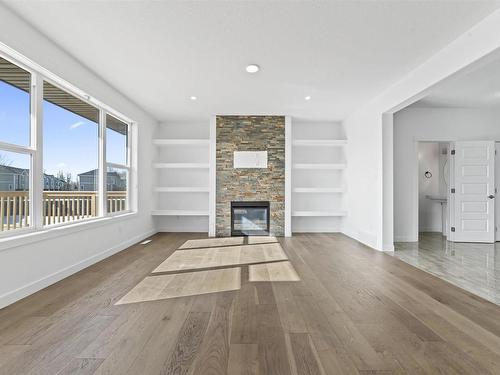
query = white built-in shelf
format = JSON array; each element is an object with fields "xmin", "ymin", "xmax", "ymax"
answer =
[
  {"xmin": 151, "ymin": 210, "xmax": 209, "ymax": 216},
  {"xmin": 154, "ymin": 187, "xmax": 209, "ymax": 193},
  {"xmin": 293, "ymin": 163, "xmax": 346, "ymax": 170},
  {"xmin": 292, "ymin": 139, "xmax": 347, "ymax": 146},
  {"xmin": 153, "ymin": 139, "xmax": 209, "ymax": 146},
  {"xmin": 292, "ymin": 211, "xmax": 347, "ymax": 217},
  {"xmin": 153, "ymin": 163, "xmax": 210, "ymax": 169},
  {"xmin": 293, "ymin": 187, "xmax": 345, "ymax": 193}
]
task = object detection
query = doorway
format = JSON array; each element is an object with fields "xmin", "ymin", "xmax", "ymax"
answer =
[{"xmin": 417, "ymin": 141, "xmax": 450, "ymax": 238}]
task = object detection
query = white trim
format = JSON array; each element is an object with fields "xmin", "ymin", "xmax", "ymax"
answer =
[
  {"xmin": 0, "ymin": 227, "xmax": 155, "ymax": 309},
  {"xmin": 31, "ymin": 72, "xmax": 43, "ymax": 230},
  {"xmin": 342, "ymin": 226, "xmax": 380, "ymax": 251},
  {"xmin": 285, "ymin": 116, "xmax": 292, "ymax": 237},
  {"xmin": 0, "ymin": 226, "xmax": 35, "ymax": 241},
  {"xmin": 129, "ymin": 121, "xmax": 138, "ymax": 213},
  {"xmin": 0, "ymin": 211, "xmax": 138, "ymax": 253},
  {"xmin": 209, "ymin": 115, "xmax": 217, "ymax": 237},
  {"xmin": 383, "ymin": 243, "xmax": 395, "ymax": 252},
  {"xmin": 0, "ymin": 141, "xmax": 33, "ymax": 154},
  {"xmin": 98, "ymin": 110, "xmax": 107, "ymax": 217}
]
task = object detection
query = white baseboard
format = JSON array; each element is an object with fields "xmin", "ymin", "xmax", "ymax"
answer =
[
  {"xmin": 383, "ymin": 243, "xmax": 395, "ymax": 252},
  {"xmin": 342, "ymin": 226, "xmax": 379, "ymax": 251},
  {"xmin": 0, "ymin": 229, "xmax": 157, "ymax": 309}
]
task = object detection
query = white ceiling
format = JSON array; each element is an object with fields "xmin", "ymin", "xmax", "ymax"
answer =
[
  {"xmin": 4, "ymin": 1, "xmax": 500, "ymax": 122},
  {"xmin": 410, "ymin": 52, "xmax": 500, "ymax": 109}
]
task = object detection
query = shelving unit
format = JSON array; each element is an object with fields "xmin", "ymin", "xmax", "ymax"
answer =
[
  {"xmin": 152, "ymin": 122, "xmax": 213, "ymax": 234},
  {"xmin": 291, "ymin": 120, "xmax": 347, "ymax": 233}
]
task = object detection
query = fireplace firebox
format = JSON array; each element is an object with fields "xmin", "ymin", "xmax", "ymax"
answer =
[{"xmin": 231, "ymin": 201, "xmax": 270, "ymax": 236}]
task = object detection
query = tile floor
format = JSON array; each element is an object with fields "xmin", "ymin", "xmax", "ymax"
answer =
[{"xmin": 392, "ymin": 232, "xmax": 500, "ymax": 305}]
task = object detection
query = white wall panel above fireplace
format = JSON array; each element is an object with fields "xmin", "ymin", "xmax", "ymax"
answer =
[{"xmin": 233, "ymin": 151, "xmax": 268, "ymax": 168}]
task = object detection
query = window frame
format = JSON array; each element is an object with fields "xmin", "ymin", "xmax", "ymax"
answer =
[
  {"xmin": 103, "ymin": 113, "xmax": 132, "ymax": 217},
  {"xmin": 0, "ymin": 44, "xmax": 136, "ymax": 240},
  {"xmin": 0, "ymin": 53, "xmax": 37, "ymax": 238}
]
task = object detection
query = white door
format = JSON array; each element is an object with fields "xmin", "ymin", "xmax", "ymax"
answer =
[{"xmin": 451, "ymin": 141, "xmax": 495, "ymax": 243}]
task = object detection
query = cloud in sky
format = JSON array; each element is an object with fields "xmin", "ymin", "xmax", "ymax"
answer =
[
  {"xmin": 56, "ymin": 162, "xmax": 67, "ymax": 169},
  {"xmin": 69, "ymin": 121, "xmax": 84, "ymax": 130}
]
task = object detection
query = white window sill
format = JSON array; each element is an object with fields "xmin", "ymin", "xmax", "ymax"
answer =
[{"xmin": 0, "ymin": 211, "xmax": 138, "ymax": 253}]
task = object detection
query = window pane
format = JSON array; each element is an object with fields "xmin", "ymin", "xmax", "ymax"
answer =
[
  {"xmin": 107, "ymin": 166, "xmax": 127, "ymax": 214},
  {"xmin": 43, "ymin": 81, "xmax": 99, "ymax": 225},
  {"xmin": 0, "ymin": 57, "xmax": 30, "ymax": 146},
  {"xmin": 106, "ymin": 114, "xmax": 128, "ymax": 165},
  {"xmin": 0, "ymin": 150, "xmax": 30, "ymax": 231}
]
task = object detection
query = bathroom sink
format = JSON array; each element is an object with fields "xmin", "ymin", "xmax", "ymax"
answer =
[{"xmin": 426, "ymin": 195, "xmax": 447, "ymax": 203}]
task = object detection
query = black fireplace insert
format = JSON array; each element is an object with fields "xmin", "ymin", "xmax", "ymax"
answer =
[{"xmin": 231, "ymin": 201, "xmax": 270, "ymax": 236}]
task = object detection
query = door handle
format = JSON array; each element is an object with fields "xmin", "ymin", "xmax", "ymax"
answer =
[{"xmin": 488, "ymin": 195, "xmax": 495, "ymax": 199}]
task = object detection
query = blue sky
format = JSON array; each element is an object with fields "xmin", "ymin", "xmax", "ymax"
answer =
[{"xmin": 0, "ymin": 81, "xmax": 126, "ymax": 182}]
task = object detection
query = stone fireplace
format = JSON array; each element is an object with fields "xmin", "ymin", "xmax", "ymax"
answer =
[{"xmin": 216, "ymin": 116, "xmax": 285, "ymax": 236}]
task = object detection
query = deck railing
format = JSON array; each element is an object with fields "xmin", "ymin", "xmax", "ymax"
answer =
[{"xmin": 0, "ymin": 191, "xmax": 126, "ymax": 231}]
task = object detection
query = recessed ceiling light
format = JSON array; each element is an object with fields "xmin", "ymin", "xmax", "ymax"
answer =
[
  {"xmin": 190, "ymin": 96, "xmax": 197, "ymax": 101},
  {"xmin": 246, "ymin": 64, "xmax": 260, "ymax": 73},
  {"xmin": 305, "ymin": 96, "xmax": 311, "ymax": 101}
]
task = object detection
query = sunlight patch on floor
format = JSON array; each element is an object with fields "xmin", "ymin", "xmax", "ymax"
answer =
[
  {"xmin": 249, "ymin": 261, "xmax": 300, "ymax": 282},
  {"xmin": 179, "ymin": 236, "xmax": 278, "ymax": 249},
  {"xmin": 115, "ymin": 267, "xmax": 241, "ymax": 305},
  {"xmin": 116, "ymin": 237, "xmax": 301, "ymax": 305},
  {"xmin": 153, "ymin": 242, "xmax": 287, "ymax": 273}
]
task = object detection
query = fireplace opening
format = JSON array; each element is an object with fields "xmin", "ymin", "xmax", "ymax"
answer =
[{"xmin": 231, "ymin": 201, "xmax": 270, "ymax": 236}]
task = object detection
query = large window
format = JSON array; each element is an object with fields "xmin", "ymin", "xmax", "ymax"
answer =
[
  {"xmin": 0, "ymin": 57, "xmax": 32, "ymax": 233},
  {"xmin": 106, "ymin": 114, "xmax": 129, "ymax": 214},
  {"xmin": 43, "ymin": 82, "xmax": 100, "ymax": 225},
  {"xmin": 0, "ymin": 51, "xmax": 134, "ymax": 237}
]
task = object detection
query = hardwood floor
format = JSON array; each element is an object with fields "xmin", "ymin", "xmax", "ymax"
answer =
[{"xmin": 2, "ymin": 233, "xmax": 500, "ymax": 374}]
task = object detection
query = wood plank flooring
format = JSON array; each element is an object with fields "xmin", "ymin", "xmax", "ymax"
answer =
[{"xmin": 1, "ymin": 233, "xmax": 500, "ymax": 374}]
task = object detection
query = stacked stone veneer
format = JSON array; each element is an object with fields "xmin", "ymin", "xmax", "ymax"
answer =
[{"xmin": 216, "ymin": 116, "xmax": 285, "ymax": 237}]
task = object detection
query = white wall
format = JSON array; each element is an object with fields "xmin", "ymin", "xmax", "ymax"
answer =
[
  {"xmin": 344, "ymin": 9, "xmax": 500, "ymax": 251},
  {"xmin": 0, "ymin": 5, "xmax": 157, "ymax": 308},
  {"xmin": 394, "ymin": 107, "xmax": 500, "ymax": 241}
]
